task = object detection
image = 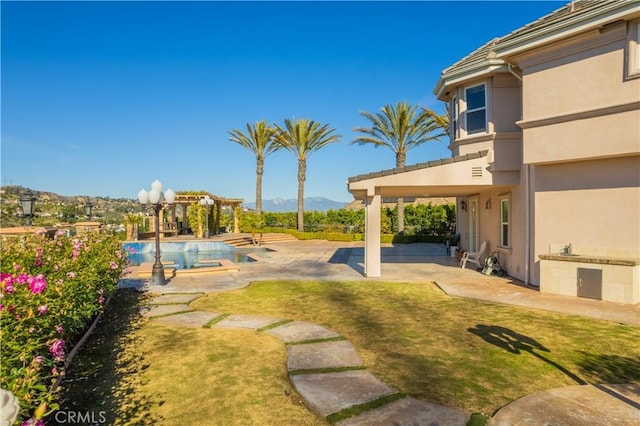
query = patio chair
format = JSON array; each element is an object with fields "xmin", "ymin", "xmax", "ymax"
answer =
[{"xmin": 460, "ymin": 241, "xmax": 488, "ymax": 269}]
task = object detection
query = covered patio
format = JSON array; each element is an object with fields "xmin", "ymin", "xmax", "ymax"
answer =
[{"xmin": 347, "ymin": 150, "xmax": 519, "ymax": 277}]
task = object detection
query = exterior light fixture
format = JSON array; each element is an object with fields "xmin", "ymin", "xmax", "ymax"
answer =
[
  {"xmin": 199, "ymin": 195, "xmax": 214, "ymax": 238},
  {"xmin": 485, "ymin": 199, "xmax": 492, "ymax": 210},
  {"xmin": 20, "ymin": 190, "xmax": 37, "ymax": 226},
  {"xmin": 84, "ymin": 199, "xmax": 94, "ymax": 220},
  {"xmin": 137, "ymin": 180, "xmax": 176, "ymax": 286},
  {"xmin": 460, "ymin": 200, "xmax": 467, "ymax": 211}
]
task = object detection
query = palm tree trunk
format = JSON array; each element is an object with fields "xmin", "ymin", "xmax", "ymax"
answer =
[
  {"xmin": 256, "ymin": 156, "xmax": 264, "ymax": 216},
  {"xmin": 396, "ymin": 152, "xmax": 407, "ymax": 234},
  {"xmin": 297, "ymin": 158, "xmax": 306, "ymax": 231}
]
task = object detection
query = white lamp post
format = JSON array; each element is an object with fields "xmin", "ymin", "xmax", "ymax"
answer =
[
  {"xmin": 137, "ymin": 180, "xmax": 176, "ymax": 286},
  {"xmin": 199, "ymin": 195, "xmax": 214, "ymax": 238}
]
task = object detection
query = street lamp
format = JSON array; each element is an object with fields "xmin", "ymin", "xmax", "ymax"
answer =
[
  {"xmin": 20, "ymin": 190, "xmax": 37, "ymax": 226},
  {"xmin": 84, "ymin": 199, "xmax": 94, "ymax": 221},
  {"xmin": 199, "ymin": 195, "xmax": 214, "ymax": 238},
  {"xmin": 137, "ymin": 180, "xmax": 176, "ymax": 286}
]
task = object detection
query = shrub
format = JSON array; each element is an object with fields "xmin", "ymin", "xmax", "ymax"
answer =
[{"xmin": 0, "ymin": 230, "xmax": 128, "ymax": 424}]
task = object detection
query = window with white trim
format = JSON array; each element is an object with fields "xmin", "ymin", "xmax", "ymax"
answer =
[
  {"xmin": 627, "ymin": 19, "xmax": 640, "ymax": 78},
  {"xmin": 451, "ymin": 96, "xmax": 458, "ymax": 140},
  {"xmin": 500, "ymin": 197, "xmax": 510, "ymax": 247},
  {"xmin": 635, "ymin": 20, "xmax": 640, "ymax": 71},
  {"xmin": 465, "ymin": 84, "xmax": 487, "ymax": 134}
]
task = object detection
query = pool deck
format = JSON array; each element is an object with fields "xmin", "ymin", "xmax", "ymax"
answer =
[{"xmin": 122, "ymin": 237, "xmax": 639, "ymax": 326}]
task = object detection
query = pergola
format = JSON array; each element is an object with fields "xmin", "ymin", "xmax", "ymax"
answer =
[{"xmin": 162, "ymin": 193, "xmax": 243, "ymax": 235}]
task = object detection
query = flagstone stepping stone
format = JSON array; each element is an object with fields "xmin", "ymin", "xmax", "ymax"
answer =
[
  {"xmin": 154, "ymin": 311, "xmax": 222, "ymax": 328},
  {"xmin": 266, "ymin": 321, "xmax": 340, "ymax": 343},
  {"xmin": 213, "ymin": 314, "xmax": 284, "ymax": 331},
  {"xmin": 150, "ymin": 293, "xmax": 203, "ymax": 305},
  {"xmin": 287, "ymin": 340, "xmax": 363, "ymax": 371},
  {"xmin": 336, "ymin": 396, "xmax": 470, "ymax": 426},
  {"xmin": 143, "ymin": 304, "xmax": 191, "ymax": 318},
  {"xmin": 290, "ymin": 370, "xmax": 395, "ymax": 417}
]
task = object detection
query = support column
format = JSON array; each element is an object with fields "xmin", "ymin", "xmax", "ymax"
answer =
[
  {"xmin": 233, "ymin": 203, "xmax": 240, "ymax": 233},
  {"xmin": 214, "ymin": 201, "xmax": 221, "ymax": 234},
  {"xmin": 364, "ymin": 193, "xmax": 381, "ymax": 277}
]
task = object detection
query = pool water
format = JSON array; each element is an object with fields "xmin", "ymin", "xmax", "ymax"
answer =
[{"xmin": 124, "ymin": 241, "xmax": 262, "ymax": 270}]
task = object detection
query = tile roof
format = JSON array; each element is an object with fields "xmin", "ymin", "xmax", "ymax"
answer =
[
  {"xmin": 441, "ymin": 0, "xmax": 626, "ymax": 76},
  {"xmin": 348, "ymin": 150, "xmax": 489, "ymax": 183}
]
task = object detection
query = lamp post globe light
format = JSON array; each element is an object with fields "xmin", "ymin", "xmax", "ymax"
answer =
[
  {"xmin": 137, "ymin": 180, "xmax": 176, "ymax": 286},
  {"xmin": 20, "ymin": 190, "xmax": 37, "ymax": 226},
  {"xmin": 199, "ymin": 195, "xmax": 214, "ymax": 238}
]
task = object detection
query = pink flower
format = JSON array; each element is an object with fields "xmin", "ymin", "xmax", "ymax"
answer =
[
  {"xmin": 13, "ymin": 263, "xmax": 21, "ymax": 271},
  {"xmin": 15, "ymin": 273, "xmax": 29, "ymax": 284},
  {"xmin": 35, "ymin": 229, "xmax": 45, "ymax": 235},
  {"xmin": 28, "ymin": 327, "xmax": 35, "ymax": 333},
  {"xmin": 49, "ymin": 339, "xmax": 65, "ymax": 361},
  {"xmin": 29, "ymin": 275, "xmax": 47, "ymax": 295},
  {"xmin": 34, "ymin": 259, "xmax": 43, "ymax": 267},
  {"xmin": 98, "ymin": 296, "xmax": 105, "ymax": 305},
  {"xmin": 38, "ymin": 305, "xmax": 48, "ymax": 315},
  {"xmin": 34, "ymin": 356, "xmax": 44, "ymax": 365},
  {"xmin": 109, "ymin": 261, "xmax": 118, "ymax": 270},
  {"xmin": 2, "ymin": 282, "xmax": 15, "ymax": 294},
  {"xmin": 66, "ymin": 272, "xmax": 76, "ymax": 279},
  {"xmin": 55, "ymin": 324, "xmax": 64, "ymax": 334}
]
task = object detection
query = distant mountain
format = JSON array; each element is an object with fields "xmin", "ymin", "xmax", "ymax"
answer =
[{"xmin": 244, "ymin": 197, "xmax": 348, "ymax": 212}]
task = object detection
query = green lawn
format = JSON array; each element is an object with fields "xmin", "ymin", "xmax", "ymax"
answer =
[{"xmin": 61, "ymin": 281, "xmax": 640, "ymax": 425}]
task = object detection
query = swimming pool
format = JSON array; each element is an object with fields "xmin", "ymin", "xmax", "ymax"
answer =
[{"xmin": 124, "ymin": 241, "xmax": 262, "ymax": 269}]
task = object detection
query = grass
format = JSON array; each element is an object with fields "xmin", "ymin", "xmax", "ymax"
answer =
[{"xmin": 60, "ymin": 282, "xmax": 640, "ymax": 425}]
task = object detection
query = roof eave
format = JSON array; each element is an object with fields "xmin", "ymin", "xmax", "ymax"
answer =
[
  {"xmin": 496, "ymin": 1, "xmax": 640, "ymax": 58},
  {"xmin": 434, "ymin": 61, "xmax": 506, "ymax": 99}
]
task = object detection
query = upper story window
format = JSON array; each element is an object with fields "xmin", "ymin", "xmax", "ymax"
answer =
[
  {"xmin": 465, "ymin": 84, "xmax": 487, "ymax": 134},
  {"xmin": 451, "ymin": 96, "xmax": 458, "ymax": 139}
]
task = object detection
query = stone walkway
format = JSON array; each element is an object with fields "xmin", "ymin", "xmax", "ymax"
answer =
[{"xmin": 143, "ymin": 293, "xmax": 471, "ymax": 425}]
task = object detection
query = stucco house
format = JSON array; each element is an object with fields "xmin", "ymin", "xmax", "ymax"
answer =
[{"xmin": 348, "ymin": 0, "xmax": 640, "ymax": 303}]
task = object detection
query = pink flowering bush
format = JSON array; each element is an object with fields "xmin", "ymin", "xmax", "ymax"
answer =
[{"xmin": 0, "ymin": 231, "xmax": 128, "ymax": 424}]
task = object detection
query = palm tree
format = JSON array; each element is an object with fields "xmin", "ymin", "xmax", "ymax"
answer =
[
  {"xmin": 352, "ymin": 101, "xmax": 447, "ymax": 233},
  {"xmin": 273, "ymin": 118, "xmax": 341, "ymax": 231},
  {"xmin": 228, "ymin": 120, "xmax": 280, "ymax": 216}
]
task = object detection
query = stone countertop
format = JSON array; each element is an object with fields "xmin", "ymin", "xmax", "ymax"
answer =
[{"xmin": 539, "ymin": 253, "xmax": 640, "ymax": 266}]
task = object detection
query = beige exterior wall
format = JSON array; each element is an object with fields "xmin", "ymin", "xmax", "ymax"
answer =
[
  {"xmin": 512, "ymin": 19, "xmax": 640, "ymax": 285},
  {"xmin": 515, "ymin": 21, "xmax": 640, "ymax": 165},
  {"xmin": 532, "ymin": 156, "xmax": 640, "ymax": 282},
  {"xmin": 457, "ymin": 173, "xmax": 527, "ymax": 281}
]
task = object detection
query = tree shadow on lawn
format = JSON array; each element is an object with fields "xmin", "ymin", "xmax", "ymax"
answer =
[
  {"xmin": 468, "ymin": 324, "xmax": 587, "ymax": 385},
  {"xmin": 58, "ymin": 288, "xmax": 164, "ymax": 425}
]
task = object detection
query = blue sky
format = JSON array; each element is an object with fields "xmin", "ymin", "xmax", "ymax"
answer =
[{"xmin": 2, "ymin": 1, "xmax": 564, "ymax": 203}]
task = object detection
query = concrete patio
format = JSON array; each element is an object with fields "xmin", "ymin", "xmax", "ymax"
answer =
[{"xmin": 122, "ymin": 239, "xmax": 640, "ymax": 326}]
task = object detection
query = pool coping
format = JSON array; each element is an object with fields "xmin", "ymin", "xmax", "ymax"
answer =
[{"xmin": 134, "ymin": 258, "xmax": 240, "ymax": 276}]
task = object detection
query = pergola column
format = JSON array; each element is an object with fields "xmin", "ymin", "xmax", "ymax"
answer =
[
  {"xmin": 233, "ymin": 203, "xmax": 240, "ymax": 233},
  {"xmin": 213, "ymin": 201, "xmax": 220, "ymax": 234},
  {"xmin": 364, "ymin": 192, "xmax": 381, "ymax": 277}
]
